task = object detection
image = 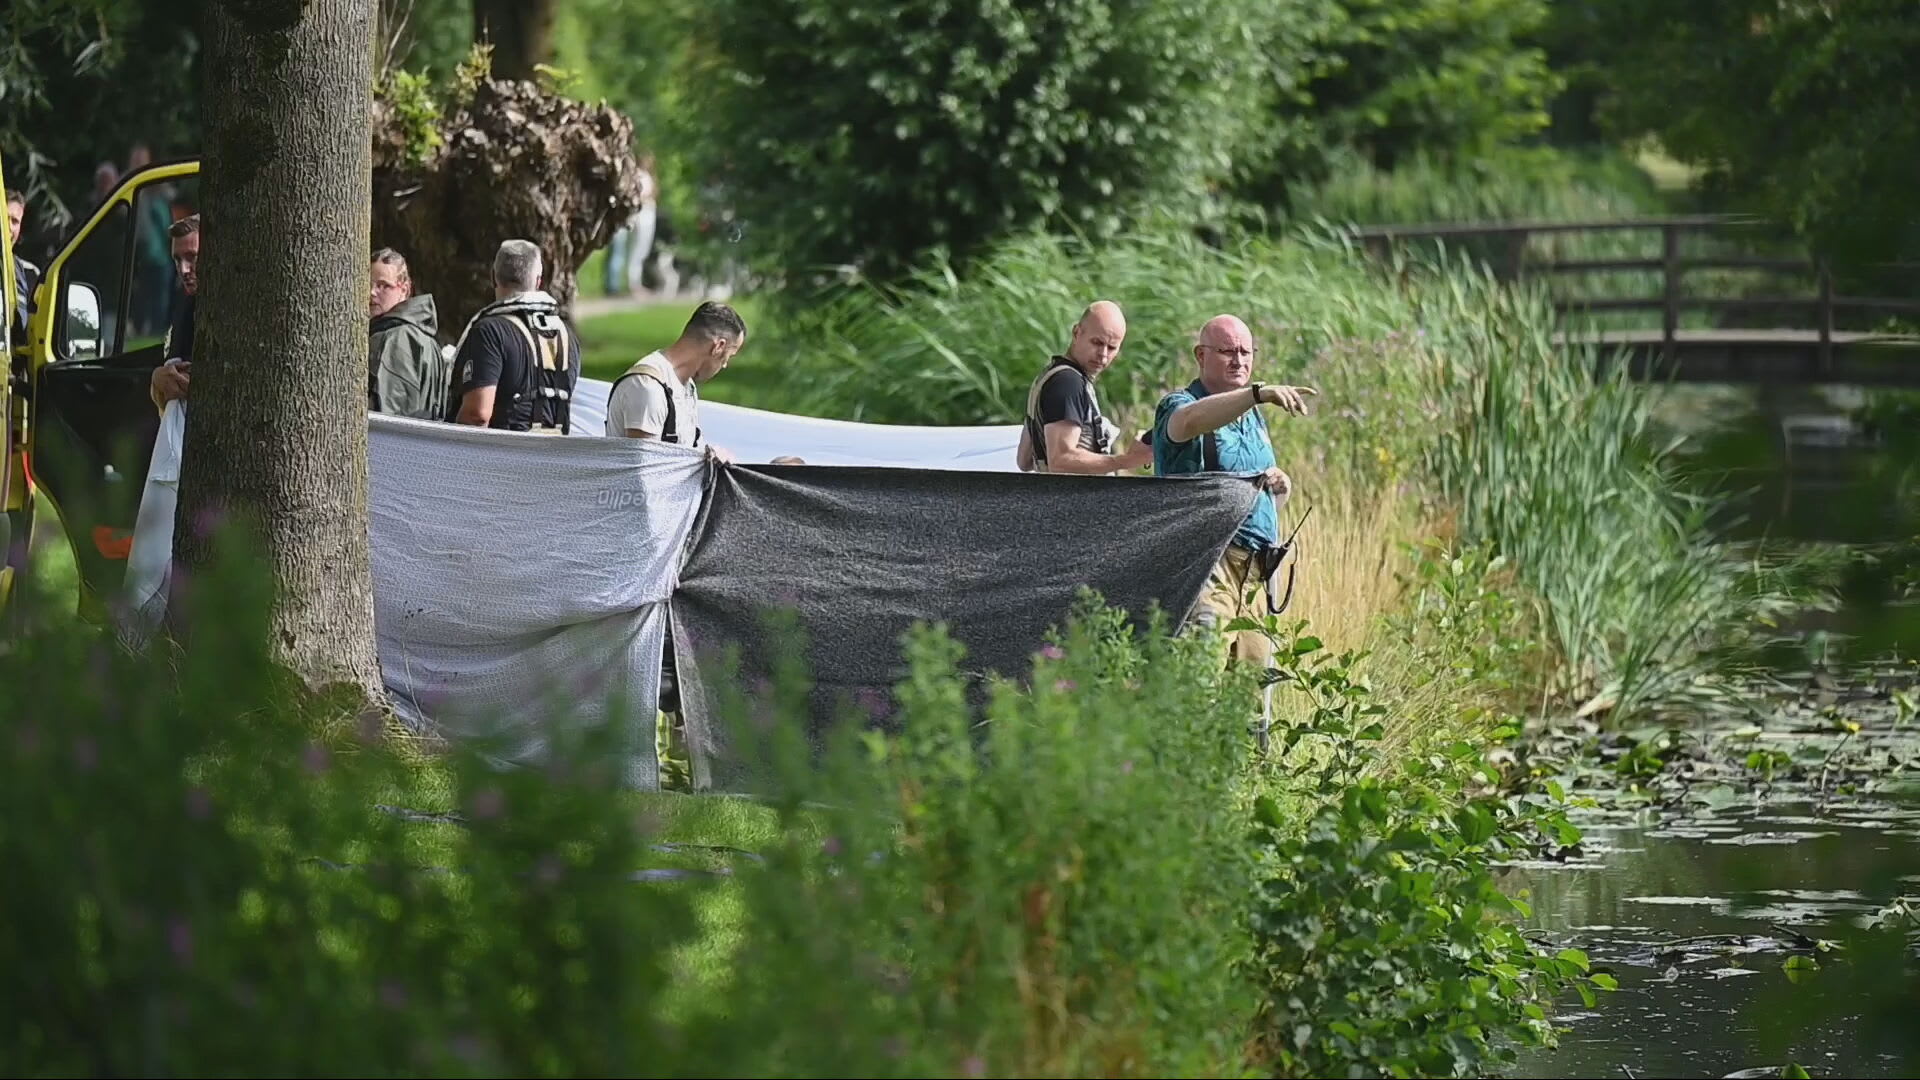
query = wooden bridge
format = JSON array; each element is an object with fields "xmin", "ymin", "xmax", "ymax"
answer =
[{"xmin": 1352, "ymin": 216, "xmax": 1920, "ymax": 387}]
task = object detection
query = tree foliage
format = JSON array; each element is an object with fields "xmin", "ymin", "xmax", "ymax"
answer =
[
  {"xmin": 677, "ymin": 0, "xmax": 1270, "ymax": 286},
  {"xmin": 1564, "ymin": 0, "xmax": 1920, "ymax": 272},
  {"xmin": 1241, "ymin": 0, "xmax": 1560, "ymax": 206},
  {"xmin": 0, "ymin": 0, "xmax": 199, "ymax": 238},
  {"xmin": 1299, "ymin": 0, "xmax": 1557, "ymax": 167}
]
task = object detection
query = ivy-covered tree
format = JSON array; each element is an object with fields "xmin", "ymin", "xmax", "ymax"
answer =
[{"xmin": 677, "ymin": 0, "xmax": 1271, "ymax": 286}]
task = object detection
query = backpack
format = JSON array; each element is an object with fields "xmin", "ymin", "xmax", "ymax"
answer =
[{"xmin": 496, "ymin": 309, "xmax": 574, "ymax": 433}]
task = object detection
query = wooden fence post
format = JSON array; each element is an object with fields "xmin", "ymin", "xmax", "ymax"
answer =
[
  {"xmin": 1818, "ymin": 258, "xmax": 1835, "ymax": 378},
  {"xmin": 1662, "ymin": 222, "xmax": 1681, "ymax": 376}
]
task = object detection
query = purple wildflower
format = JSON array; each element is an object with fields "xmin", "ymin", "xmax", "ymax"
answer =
[
  {"xmin": 468, "ymin": 787, "xmax": 506, "ymax": 821},
  {"xmin": 301, "ymin": 742, "xmax": 331, "ymax": 775},
  {"xmin": 168, "ymin": 918, "xmax": 193, "ymax": 966}
]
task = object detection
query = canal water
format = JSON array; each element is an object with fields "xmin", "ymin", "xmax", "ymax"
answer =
[
  {"xmin": 1507, "ymin": 385, "xmax": 1920, "ymax": 1079},
  {"xmin": 1506, "ymin": 721, "xmax": 1920, "ymax": 1077}
]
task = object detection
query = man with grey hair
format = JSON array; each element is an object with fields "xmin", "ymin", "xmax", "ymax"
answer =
[{"xmin": 450, "ymin": 238, "xmax": 580, "ymax": 432}]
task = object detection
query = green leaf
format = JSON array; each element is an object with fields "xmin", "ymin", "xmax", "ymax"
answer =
[
  {"xmin": 1254, "ymin": 795, "xmax": 1285, "ymax": 829},
  {"xmin": 1697, "ymin": 784, "xmax": 1739, "ymax": 811},
  {"xmin": 1454, "ymin": 804, "xmax": 1496, "ymax": 846},
  {"xmin": 1781, "ymin": 1064, "xmax": 1812, "ymax": 1079},
  {"xmin": 1555, "ymin": 948, "xmax": 1589, "ymax": 973},
  {"xmin": 1292, "ymin": 635, "xmax": 1324, "ymax": 656},
  {"xmin": 1590, "ymin": 971, "xmax": 1618, "ymax": 991},
  {"xmin": 1782, "ymin": 955, "xmax": 1821, "ymax": 984}
]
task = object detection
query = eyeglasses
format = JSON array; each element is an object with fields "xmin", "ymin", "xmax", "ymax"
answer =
[{"xmin": 1206, "ymin": 345, "xmax": 1258, "ymax": 360}]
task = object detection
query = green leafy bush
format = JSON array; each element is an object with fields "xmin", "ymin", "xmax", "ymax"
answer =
[
  {"xmin": 2, "ymin": 536, "xmax": 1610, "ymax": 1076},
  {"xmin": 0, "ymin": 553, "xmax": 699, "ymax": 1076},
  {"xmin": 687, "ymin": 600, "xmax": 1261, "ymax": 1075},
  {"xmin": 676, "ymin": 0, "xmax": 1269, "ymax": 285},
  {"xmin": 1242, "ymin": 636, "xmax": 1605, "ymax": 1079},
  {"xmin": 1236, "ymin": 0, "xmax": 1563, "ymax": 207},
  {"xmin": 1292, "ymin": 0, "xmax": 1559, "ymax": 169},
  {"xmin": 374, "ymin": 67, "xmax": 445, "ymax": 168}
]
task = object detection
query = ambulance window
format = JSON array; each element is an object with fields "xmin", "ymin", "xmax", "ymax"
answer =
[
  {"xmin": 129, "ymin": 178, "xmax": 196, "ymax": 354},
  {"xmin": 56, "ymin": 201, "xmax": 128, "ymax": 362}
]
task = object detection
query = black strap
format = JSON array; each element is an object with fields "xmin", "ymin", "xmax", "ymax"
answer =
[
  {"xmin": 611, "ymin": 370, "xmax": 698, "ymax": 446},
  {"xmin": 1203, "ymin": 431, "xmax": 1221, "ymax": 472}
]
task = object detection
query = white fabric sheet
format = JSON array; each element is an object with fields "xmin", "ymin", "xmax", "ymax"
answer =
[
  {"xmin": 120, "ymin": 388, "xmax": 1023, "ymax": 785},
  {"xmin": 569, "ymin": 376, "xmax": 1021, "ymax": 471},
  {"xmin": 368, "ymin": 416, "xmax": 706, "ymax": 789}
]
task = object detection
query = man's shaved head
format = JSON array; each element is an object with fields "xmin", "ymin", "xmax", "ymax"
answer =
[
  {"xmin": 1066, "ymin": 299, "xmax": 1127, "ymax": 376},
  {"xmin": 1194, "ymin": 313, "xmax": 1257, "ymax": 390}
]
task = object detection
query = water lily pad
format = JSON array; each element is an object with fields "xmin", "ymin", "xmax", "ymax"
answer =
[
  {"xmin": 1733, "ymin": 902, "xmax": 1880, "ymax": 925},
  {"xmin": 1756, "ymin": 888, "xmax": 1868, "ymax": 902},
  {"xmin": 1704, "ymin": 830, "xmax": 1838, "ymax": 846}
]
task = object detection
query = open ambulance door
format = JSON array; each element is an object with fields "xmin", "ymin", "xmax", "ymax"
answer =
[
  {"xmin": 1, "ymin": 152, "xmax": 18, "ymax": 610},
  {"xmin": 8, "ymin": 160, "xmax": 200, "ymax": 619}
]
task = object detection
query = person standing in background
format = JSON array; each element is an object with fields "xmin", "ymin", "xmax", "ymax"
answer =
[
  {"xmin": 625, "ymin": 152, "xmax": 658, "ymax": 296},
  {"xmin": 127, "ymin": 143, "xmax": 176, "ymax": 336}
]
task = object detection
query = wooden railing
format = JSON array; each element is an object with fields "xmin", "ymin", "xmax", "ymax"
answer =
[{"xmin": 1350, "ymin": 217, "xmax": 1920, "ymax": 367}]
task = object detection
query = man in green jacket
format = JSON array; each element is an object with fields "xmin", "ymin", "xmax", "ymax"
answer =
[{"xmin": 368, "ymin": 248, "xmax": 450, "ymax": 420}]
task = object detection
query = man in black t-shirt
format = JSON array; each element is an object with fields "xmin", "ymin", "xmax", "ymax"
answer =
[
  {"xmin": 1016, "ymin": 300, "xmax": 1153, "ymax": 474},
  {"xmin": 450, "ymin": 239, "xmax": 580, "ymax": 433}
]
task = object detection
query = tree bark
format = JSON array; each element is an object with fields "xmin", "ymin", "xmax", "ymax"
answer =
[
  {"xmin": 371, "ymin": 78, "xmax": 645, "ymax": 334},
  {"xmin": 178, "ymin": 0, "xmax": 382, "ymax": 700},
  {"xmin": 472, "ymin": 0, "xmax": 556, "ymax": 82}
]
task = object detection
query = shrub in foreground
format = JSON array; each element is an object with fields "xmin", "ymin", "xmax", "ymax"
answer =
[{"xmin": 2, "ymin": 557, "xmax": 1598, "ymax": 1076}]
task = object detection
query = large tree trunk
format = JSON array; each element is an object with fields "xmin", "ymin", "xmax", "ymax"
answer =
[
  {"xmin": 177, "ymin": 0, "xmax": 381, "ymax": 700},
  {"xmin": 371, "ymin": 79, "xmax": 644, "ymax": 335},
  {"xmin": 472, "ymin": 0, "xmax": 557, "ymax": 82}
]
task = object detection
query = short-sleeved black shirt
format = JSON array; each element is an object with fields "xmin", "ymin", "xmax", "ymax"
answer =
[
  {"xmin": 1027, "ymin": 355, "xmax": 1110, "ymax": 468},
  {"xmin": 450, "ymin": 313, "xmax": 581, "ymax": 430},
  {"xmin": 163, "ymin": 293, "xmax": 195, "ymax": 364}
]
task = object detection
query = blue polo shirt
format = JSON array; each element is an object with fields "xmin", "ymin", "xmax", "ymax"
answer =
[{"xmin": 1152, "ymin": 380, "xmax": 1278, "ymax": 552}]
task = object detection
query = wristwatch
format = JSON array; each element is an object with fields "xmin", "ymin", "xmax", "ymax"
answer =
[{"xmin": 1249, "ymin": 382, "xmax": 1266, "ymax": 407}]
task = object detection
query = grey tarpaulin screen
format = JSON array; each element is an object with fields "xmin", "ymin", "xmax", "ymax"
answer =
[{"xmin": 670, "ymin": 465, "xmax": 1260, "ymax": 789}]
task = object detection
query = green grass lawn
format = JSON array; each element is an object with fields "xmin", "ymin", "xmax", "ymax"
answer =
[
  {"xmin": 22, "ymin": 489, "xmax": 80, "ymax": 612},
  {"xmin": 390, "ymin": 762, "xmax": 786, "ymax": 1010},
  {"xmin": 575, "ymin": 298, "xmax": 783, "ymax": 409}
]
